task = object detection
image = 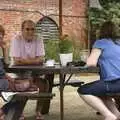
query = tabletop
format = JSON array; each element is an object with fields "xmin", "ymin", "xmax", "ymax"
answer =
[{"xmin": 7, "ymin": 64, "xmax": 99, "ymax": 74}]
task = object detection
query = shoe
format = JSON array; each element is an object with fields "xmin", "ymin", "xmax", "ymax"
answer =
[{"xmin": 1, "ymin": 92, "xmax": 17, "ymax": 102}]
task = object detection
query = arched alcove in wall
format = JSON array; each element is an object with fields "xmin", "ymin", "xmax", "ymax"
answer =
[
  {"xmin": 36, "ymin": 16, "xmax": 59, "ymax": 41},
  {"xmin": 36, "ymin": 16, "xmax": 60, "ymax": 61}
]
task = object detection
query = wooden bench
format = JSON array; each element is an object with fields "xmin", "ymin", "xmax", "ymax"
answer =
[
  {"xmin": 5, "ymin": 92, "xmax": 55, "ymax": 120},
  {"xmin": 53, "ymin": 80, "xmax": 84, "ymax": 87},
  {"xmin": 53, "ymin": 73, "xmax": 84, "ymax": 88}
]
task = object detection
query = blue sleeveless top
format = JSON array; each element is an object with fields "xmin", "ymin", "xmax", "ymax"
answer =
[{"xmin": 93, "ymin": 39, "xmax": 120, "ymax": 81}]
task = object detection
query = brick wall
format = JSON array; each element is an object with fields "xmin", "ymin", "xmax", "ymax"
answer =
[{"xmin": 0, "ymin": 0, "xmax": 88, "ymax": 48}]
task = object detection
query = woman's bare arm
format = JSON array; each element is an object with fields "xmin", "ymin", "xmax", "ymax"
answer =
[{"xmin": 86, "ymin": 48, "xmax": 101, "ymax": 67}]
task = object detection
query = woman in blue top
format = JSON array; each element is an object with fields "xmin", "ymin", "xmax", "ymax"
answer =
[{"xmin": 77, "ymin": 21, "xmax": 120, "ymax": 120}]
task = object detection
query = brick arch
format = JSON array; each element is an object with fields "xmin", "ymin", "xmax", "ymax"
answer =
[{"xmin": 36, "ymin": 16, "xmax": 59, "ymax": 41}]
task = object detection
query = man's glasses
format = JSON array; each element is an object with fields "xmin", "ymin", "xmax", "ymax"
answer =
[{"xmin": 25, "ymin": 28, "xmax": 35, "ymax": 31}]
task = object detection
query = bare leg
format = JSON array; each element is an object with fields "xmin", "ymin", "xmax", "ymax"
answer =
[
  {"xmin": 0, "ymin": 109, "xmax": 4, "ymax": 120},
  {"xmin": 35, "ymin": 78, "xmax": 44, "ymax": 120},
  {"xmin": 36, "ymin": 99, "xmax": 44, "ymax": 120},
  {"xmin": 79, "ymin": 94, "xmax": 117, "ymax": 120},
  {"xmin": 102, "ymin": 97, "xmax": 120, "ymax": 118},
  {"xmin": 0, "ymin": 109, "xmax": 4, "ymax": 117}
]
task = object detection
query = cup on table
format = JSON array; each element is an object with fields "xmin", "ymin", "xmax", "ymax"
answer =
[
  {"xmin": 45, "ymin": 59, "xmax": 55, "ymax": 67},
  {"xmin": 80, "ymin": 49, "xmax": 89, "ymax": 62}
]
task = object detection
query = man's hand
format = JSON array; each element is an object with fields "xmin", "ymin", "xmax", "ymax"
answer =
[
  {"xmin": 13, "ymin": 56, "xmax": 44, "ymax": 65},
  {"xmin": 5, "ymin": 74, "xmax": 15, "ymax": 82}
]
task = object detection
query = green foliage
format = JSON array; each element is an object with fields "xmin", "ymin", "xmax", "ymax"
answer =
[
  {"xmin": 44, "ymin": 40, "xmax": 59, "ymax": 61},
  {"xmin": 59, "ymin": 39, "xmax": 73, "ymax": 54},
  {"xmin": 90, "ymin": 3, "xmax": 120, "ymax": 24},
  {"xmin": 73, "ymin": 47, "xmax": 81, "ymax": 61},
  {"xmin": 44, "ymin": 39, "xmax": 83, "ymax": 61},
  {"xmin": 99, "ymin": 0, "xmax": 119, "ymax": 9},
  {"xmin": 89, "ymin": 2, "xmax": 120, "ymax": 37}
]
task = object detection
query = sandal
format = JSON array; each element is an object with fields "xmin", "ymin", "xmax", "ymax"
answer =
[
  {"xmin": 19, "ymin": 114, "xmax": 25, "ymax": 120},
  {"xmin": 36, "ymin": 112, "xmax": 44, "ymax": 120},
  {"xmin": 36, "ymin": 115, "xmax": 44, "ymax": 120}
]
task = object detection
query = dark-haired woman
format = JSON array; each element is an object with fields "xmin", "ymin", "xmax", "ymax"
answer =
[{"xmin": 77, "ymin": 21, "xmax": 120, "ymax": 120}]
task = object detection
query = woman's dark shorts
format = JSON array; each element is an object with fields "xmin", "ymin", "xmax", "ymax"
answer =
[{"xmin": 77, "ymin": 79, "xmax": 120, "ymax": 96}]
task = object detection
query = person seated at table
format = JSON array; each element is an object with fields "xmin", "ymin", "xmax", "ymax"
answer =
[
  {"xmin": 10, "ymin": 20, "xmax": 46, "ymax": 120},
  {"xmin": 77, "ymin": 21, "xmax": 120, "ymax": 120},
  {"xmin": 0, "ymin": 25, "xmax": 31, "ymax": 120}
]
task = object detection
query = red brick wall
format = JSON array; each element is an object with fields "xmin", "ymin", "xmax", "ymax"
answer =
[{"xmin": 0, "ymin": 0, "xmax": 88, "ymax": 48}]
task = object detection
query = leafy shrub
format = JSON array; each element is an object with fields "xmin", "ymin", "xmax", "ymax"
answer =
[
  {"xmin": 44, "ymin": 40, "xmax": 59, "ymax": 61},
  {"xmin": 59, "ymin": 39, "xmax": 73, "ymax": 53}
]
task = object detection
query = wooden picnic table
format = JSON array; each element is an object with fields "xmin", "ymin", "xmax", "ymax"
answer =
[{"xmin": 6, "ymin": 64, "xmax": 98, "ymax": 120}]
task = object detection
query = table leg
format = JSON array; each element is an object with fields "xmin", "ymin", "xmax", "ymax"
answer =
[
  {"xmin": 59, "ymin": 73, "xmax": 65, "ymax": 120},
  {"xmin": 5, "ymin": 99, "xmax": 27, "ymax": 120}
]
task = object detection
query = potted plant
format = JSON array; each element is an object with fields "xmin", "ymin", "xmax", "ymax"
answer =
[
  {"xmin": 59, "ymin": 35, "xmax": 73, "ymax": 66},
  {"xmin": 45, "ymin": 40, "xmax": 59, "ymax": 62}
]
